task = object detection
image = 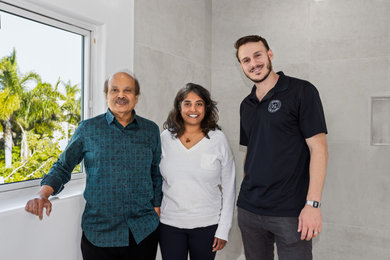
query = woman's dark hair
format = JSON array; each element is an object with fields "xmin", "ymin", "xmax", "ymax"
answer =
[{"xmin": 163, "ymin": 83, "xmax": 221, "ymax": 138}]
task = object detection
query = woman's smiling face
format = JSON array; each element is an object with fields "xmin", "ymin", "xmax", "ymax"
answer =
[{"xmin": 180, "ymin": 91, "xmax": 206, "ymax": 127}]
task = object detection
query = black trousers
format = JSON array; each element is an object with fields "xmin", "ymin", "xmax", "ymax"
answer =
[
  {"xmin": 81, "ymin": 227, "xmax": 159, "ymax": 260},
  {"xmin": 159, "ymin": 223, "xmax": 217, "ymax": 260}
]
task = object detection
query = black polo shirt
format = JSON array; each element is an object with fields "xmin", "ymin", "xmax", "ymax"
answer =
[{"xmin": 237, "ymin": 71, "xmax": 327, "ymax": 217}]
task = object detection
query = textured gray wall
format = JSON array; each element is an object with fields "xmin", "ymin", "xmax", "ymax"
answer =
[
  {"xmin": 134, "ymin": 0, "xmax": 212, "ymax": 127},
  {"xmin": 212, "ymin": 0, "xmax": 390, "ymax": 259},
  {"xmin": 135, "ymin": 0, "xmax": 390, "ymax": 259}
]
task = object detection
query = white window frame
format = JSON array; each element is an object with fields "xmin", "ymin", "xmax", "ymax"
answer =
[{"xmin": 0, "ymin": 0, "xmax": 97, "ymax": 193}]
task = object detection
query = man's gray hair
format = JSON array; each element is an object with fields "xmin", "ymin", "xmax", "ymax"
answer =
[{"xmin": 104, "ymin": 70, "xmax": 140, "ymax": 96}]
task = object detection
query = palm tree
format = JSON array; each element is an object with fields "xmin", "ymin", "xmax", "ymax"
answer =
[
  {"xmin": 5, "ymin": 80, "xmax": 77, "ymax": 182},
  {"xmin": 60, "ymin": 81, "xmax": 81, "ymax": 143},
  {"xmin": 16, "ymin": 80, "xmax": 62, "ymax": 161},
  {"xmin": 0, "ymin": 49, "xmax": 40, "ymax": 168},
  {"xmin": 0, "ymin": 89, "xmax": 21, "ymax": 168}
]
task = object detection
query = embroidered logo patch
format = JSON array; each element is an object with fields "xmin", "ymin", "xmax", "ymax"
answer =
[{"xmin": 268, "ymin": 100, "xmax": 282, "ymax": 113}]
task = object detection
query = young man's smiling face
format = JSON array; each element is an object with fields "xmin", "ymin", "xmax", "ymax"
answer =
[{"xmin": 238, "ymin": 41, "xmax": 274, "ymax": 83}]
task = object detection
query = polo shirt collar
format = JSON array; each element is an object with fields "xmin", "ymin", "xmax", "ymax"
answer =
[
  {"xmin": 249, "ymin": 71, "xmax": 289, "ymax": 102},
  {"xmin": 105, "ymin": 108, "xmax": 139, "ymax": 129}
]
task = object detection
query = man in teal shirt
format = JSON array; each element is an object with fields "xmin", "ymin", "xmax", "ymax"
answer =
[{"xmin": 25, "ymin": 71, "xmax": 162, "ymax": 260}]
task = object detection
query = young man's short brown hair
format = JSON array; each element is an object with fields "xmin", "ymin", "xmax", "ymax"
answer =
[{"xmin": 234, "ymin": 35, "xmax": 270, "ymax": 62}]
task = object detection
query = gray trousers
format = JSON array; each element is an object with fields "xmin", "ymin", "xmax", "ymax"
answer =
[{"xmin": 238, "ymin": 207, "xmax": 312, "ymax": 260}]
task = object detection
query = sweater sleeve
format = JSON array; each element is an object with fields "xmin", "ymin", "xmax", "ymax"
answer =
[{"xmin": 214, "ymin": 131, "xmax": 236, "ymax": 241}]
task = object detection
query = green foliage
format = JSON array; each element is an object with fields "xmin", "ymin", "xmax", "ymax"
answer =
[
  {"xmin": 0, "ymin": 49, "xmax": 82, "ymax": 184},
  {"xmin": 0, "ymin": 132, "xmax": 81, "ymax": 183},
  {"xmin": 61, "ymin": 81, "xmax": 81, "ymax": 125},
  {"xmin": 0, "ymin": 88, "xmax": 21, "ymax": 120},
  {"xmin": 18, "ymin": 82, "xmax": 63, "ymax": 136}
]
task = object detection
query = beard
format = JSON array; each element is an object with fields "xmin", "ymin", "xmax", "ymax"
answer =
[{"xmin": 244, "ymin": 56, "xmax": 273, "ymax": 83}]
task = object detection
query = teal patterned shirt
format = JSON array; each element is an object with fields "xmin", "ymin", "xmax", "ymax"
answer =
[{"xmin": 41, "ymin": 109, "xmax": 162, "ymax": 246}]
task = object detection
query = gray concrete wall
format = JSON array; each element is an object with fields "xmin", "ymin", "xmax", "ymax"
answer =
[
  {"xmin": 212, "ymin": 0, "xmax": 390, "ymax": 259},
  {"xmin": 135, "ymin": 0, "xmax": 390, "ymax": 259},
  {"xmin": 134, "ymin": 0, "xmax": 212, "ymax": 127}
]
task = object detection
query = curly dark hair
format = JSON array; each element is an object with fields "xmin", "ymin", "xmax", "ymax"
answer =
[{"xmin": 163, "ymin": 83, "xmax": 221, "ymax": 138}]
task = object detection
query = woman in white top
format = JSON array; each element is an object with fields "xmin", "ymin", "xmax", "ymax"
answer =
[{"xmin": 159, "ymin": 83, "xmax": 236, "ymax": 260}]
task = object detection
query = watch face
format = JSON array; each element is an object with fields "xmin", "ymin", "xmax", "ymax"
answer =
[{"xmin": 313, "ymin": 201, "xmax": 320, "ymax": 208}]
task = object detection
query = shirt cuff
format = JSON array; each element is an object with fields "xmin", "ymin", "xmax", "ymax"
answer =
[
  {"xmin": 215, "ymin": 223, "xmax": 231, "ymax": 241},
  {"xmin": 41, "ymin": 174, "xmax": 64, "ymax": 195}
]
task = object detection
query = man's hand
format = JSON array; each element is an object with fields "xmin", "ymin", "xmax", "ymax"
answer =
[
  {"xmin": 154, "ymin": 207, "xmax": 160, "ymax": 218},
  {"xmin": 212, "ymin": 237, "xmax": 227, "ymax": 252},
  {"xmin": 298, "ymin": 205, "xmax": 322, "ymax": 240},
  {"xmin": 25, "ymin": 195, "xmax": 52, "ymax": 220},
  {"xmin": 25, "ymin": 185, "xmax": 54, "ymax": 220}
]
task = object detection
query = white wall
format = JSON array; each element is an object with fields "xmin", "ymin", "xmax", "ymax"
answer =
[
  {"xmin": 0, "ymin": 180, "xmax": 86, "ymax": 260},
  {"xmin": 0, "ymin": 1, "xmax": 134, "ymax": 259}
]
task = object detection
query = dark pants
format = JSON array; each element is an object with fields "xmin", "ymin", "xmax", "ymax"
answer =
[
  {"xmin": 159, "ymin": 223, "xmax": 217, "ymax": 260},
  {"xmin": 238, "ymin": 207, "xmax": 312, "ymax": 260},
  {"xmin": 81, "ymin": 227, "xmax": 159, "ymax": 260}
]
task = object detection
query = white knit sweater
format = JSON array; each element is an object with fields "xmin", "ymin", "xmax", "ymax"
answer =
[{"xmin": 159, "ymin": 129, "xmax": 236, "ymax": 241}]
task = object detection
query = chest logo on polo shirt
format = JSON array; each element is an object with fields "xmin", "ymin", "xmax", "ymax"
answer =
[{"xmin": 268, "ymin": 100, "xmax": 282, "ymax": 113}]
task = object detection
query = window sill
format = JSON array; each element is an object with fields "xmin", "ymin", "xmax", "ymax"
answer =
[{"xmin": 0, "ymin": 177, "xmax": 85, "ymax": 214}]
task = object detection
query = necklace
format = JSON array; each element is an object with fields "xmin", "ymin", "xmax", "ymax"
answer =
[{"xmin": 183, "ymin": 130, "xmax": 203, "ymax": 144}]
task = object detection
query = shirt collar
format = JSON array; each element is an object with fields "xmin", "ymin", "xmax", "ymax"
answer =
[
  {"xmin": 273, "ymin": 71, "xmax": 289, "ymax": 93},
  {"xmin": 249, "ymin": 71, "xmax": 289, "ymax": 102},
  {"xmin": 105, "ymin": 108, "xmax": 116, "ymax": 124},
  {"xmin": 105, "ymin": 109, "xmax": 139, "ymax": 129}
]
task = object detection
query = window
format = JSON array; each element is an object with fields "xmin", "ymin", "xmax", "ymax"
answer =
[{"xmin": 0, "ymin": 2, "xmax": 91, "ymax": 188}]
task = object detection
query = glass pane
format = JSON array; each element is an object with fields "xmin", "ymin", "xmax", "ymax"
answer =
[{"xmin": 0, "ymin": 10, "xmax": 83, "ymax": 184}]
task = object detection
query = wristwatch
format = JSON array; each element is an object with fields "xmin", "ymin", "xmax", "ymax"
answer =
[{"xmin": 306, "ymin": 200, "xmax": 321, "ymax": 208}]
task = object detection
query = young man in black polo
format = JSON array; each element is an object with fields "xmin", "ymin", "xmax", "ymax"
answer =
[{"xmin": 235, "ymin": 35, "xmax": 328, "ymax": 260}]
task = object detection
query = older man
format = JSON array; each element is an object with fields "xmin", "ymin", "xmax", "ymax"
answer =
[{"xmin": 25, "ymin": 71, "xmax": 162, "ymax": 260}]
